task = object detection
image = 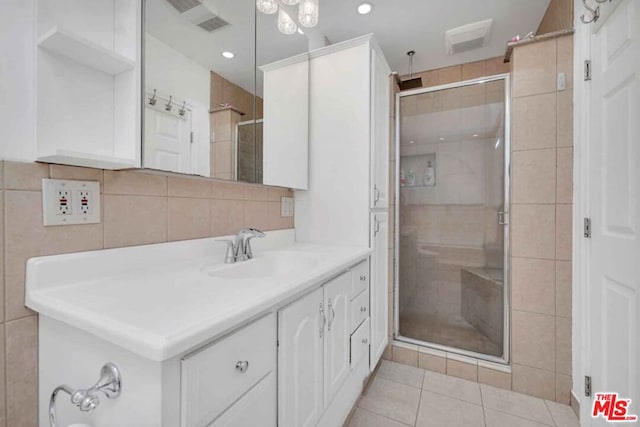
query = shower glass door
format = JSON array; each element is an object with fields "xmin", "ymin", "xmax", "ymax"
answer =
[{"xmin": 395, "ymin": 76, "xmax": 509, "ymax": 362}]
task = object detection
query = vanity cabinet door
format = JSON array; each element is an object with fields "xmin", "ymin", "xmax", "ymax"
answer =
[
  {"xmin": 210, "ymin": 372, "xmax": 276, "ymax": 427},
  {"xmin": 323, "ymin": 273, "xmax": 351, "ymax": 406},
  {"xmin": 278, "ymin": 287, "xmax": 324, "ymax": 427},
  {"xmin": 370, "ymin": 212, "xmax": 389, "ymax": 371}
]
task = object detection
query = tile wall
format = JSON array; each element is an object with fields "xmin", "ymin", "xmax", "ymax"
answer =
[
  {"xmin": 0, "ymin": 161, "xmax": 293, "ymax": 426},
  {"xmin": 386, "ymin": 38, "xmax": 574, "ymax": 405}
]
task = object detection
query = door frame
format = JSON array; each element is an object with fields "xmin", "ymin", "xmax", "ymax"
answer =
[{"xmin": 393, "ymin": 73, "xmax": 512, "ymax": 365}]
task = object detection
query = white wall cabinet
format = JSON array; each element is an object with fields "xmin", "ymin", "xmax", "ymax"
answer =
[
  {"xmin": 35, "ymin": 0, "xmax": 141, "ymax": 169},
  {"xmin": 371, "ymin": 49, "xmax": 391, "ymax": 209},
  {"xmin": 295, "ymin": 35, "xmax": 391, "ymax": 373},
  {"xmin": 261, "ymin": 55, "xmax": 309, "ymax": 190},
  {"xmin": 370, "ymin": 212, "xmax": 389, "ymax": 369}
]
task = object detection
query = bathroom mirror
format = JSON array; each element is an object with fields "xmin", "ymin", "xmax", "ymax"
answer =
[{"xmin": 142, "ymin": 0, "xmax": 314, "ymax": 185}]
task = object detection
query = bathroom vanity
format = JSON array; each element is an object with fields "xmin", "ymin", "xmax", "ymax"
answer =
[{"xmin": 26, "ymin": 230, "xmax": 373, "ymax": 426}]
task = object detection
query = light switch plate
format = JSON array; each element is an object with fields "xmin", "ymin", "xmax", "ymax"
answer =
[
  {"xmin": 42, "ymin": 179, "xmax": 101, "ymax": 226},
  {"xmin": 281, "ymin": 196, "xmax": 294, "ymax": 217}
]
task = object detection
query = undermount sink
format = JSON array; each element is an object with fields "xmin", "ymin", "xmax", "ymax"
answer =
[{"xmin": 205, "ymin": 251, "xmax": 321, "ymax": 280}]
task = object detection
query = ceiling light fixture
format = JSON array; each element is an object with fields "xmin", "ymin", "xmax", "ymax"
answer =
[
  {"xmin": 257, "ymin": 0, "xmax": 319, "ymax": 35},
  {"xmin": 357, "ymin": 2, "xmax": 374, "ymax": 15},
  {"xmin": 297, "ymin": 28, "xmax": 305, "ymax": 34},
  {"xmin": 222, "ymin": 51, "xmax": 235, "ymax": 59},
  {"xmin": 473, "ymin": 133, "xmax": 479, "ymax": 137}
]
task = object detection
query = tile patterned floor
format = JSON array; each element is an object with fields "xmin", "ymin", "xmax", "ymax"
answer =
[{"xmin": 347, "ymin": 361, "xmax": 580, "ymax": 427}]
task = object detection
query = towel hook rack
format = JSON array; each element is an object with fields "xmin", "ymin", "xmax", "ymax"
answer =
[
  {"xmin": 179, "ymin": 101, "xmax": 187, "ymax": 116},
  {"xmin": 148, "ymin": 89, "xmax": 157, "ymax": 106},
  {"xmin": 580, "ymin": 0, "xmax": 599, "ymax": 24},
  {"xmin": 165, "ymin": 95, "xmax": 173, "ymax": 111}
]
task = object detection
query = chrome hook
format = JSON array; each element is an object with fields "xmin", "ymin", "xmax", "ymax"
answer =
[
  {"xmin": 580, "ymin": 0, "xmax": 599, "ymax": 24},
  {"xmin": 165, "ymin": 95, "xmax": 173, "ymax": 111},
  {"xmin": 148, "ymin": 89, "xmax": 157, "ymax": 106},
  {"xmin": 594, "ymin": 0, "xmax": 611, "ymax": 3},
  {"xmin": 178, "ymin": 101, "xmax": 187, "ymax": 116}
]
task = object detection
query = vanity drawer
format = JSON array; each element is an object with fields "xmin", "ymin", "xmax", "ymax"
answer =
[
  {"xmin": 350, "ymin": 289, "xmax": 369, "ymax": 333},
  {"xmin": 181, "ymin": 313, "xmax": 277, "ymax": 427},
  {"xmin": 350, "ymin": 260, "xmax": 369, "ymax": 299},
  {"xmin": 350, "ymin": 318, "xmax": 370, "ymax": 368}
]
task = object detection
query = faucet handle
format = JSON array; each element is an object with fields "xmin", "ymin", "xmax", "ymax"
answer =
[{"xmin": 215, "ymin": 239, "xmax": 237, "ymax": 264}]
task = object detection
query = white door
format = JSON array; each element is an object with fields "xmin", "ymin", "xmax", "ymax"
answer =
[
  {"xmin": 144, "ymin": 105, "xmax": 192, "ymax": 173},
  {"xmin": 278, "ymin": 287, "xmax": 324, "ymax": 427},
  {"xmin": 588, "ymin": 0, "xmax": 640, "ymax": 423},
  {"xmin": 370, "ymin": 48, "xmax": 391, "ymax": 209},
  {"xmin": 323, "ymin": 273, "xmax": 350, "ymax": 406},
  {"xmin": 370, "ymin": 212, "xmax": 389, "ymax": 371}
]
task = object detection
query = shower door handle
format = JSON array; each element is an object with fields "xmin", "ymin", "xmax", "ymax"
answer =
[{"xmin": 498, "ymin": 211, "xmax": 509, "ymax": 225}]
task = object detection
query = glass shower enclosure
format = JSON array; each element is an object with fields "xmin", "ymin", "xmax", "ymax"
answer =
[{"xmin": 394, "ymin": 75, "xmax": 510, "ymax": 362}]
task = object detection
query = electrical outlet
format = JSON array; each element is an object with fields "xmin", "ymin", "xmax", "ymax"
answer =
[
  {"xmin": 281, "ymin": 196, "xmax": 294, "ymax": 217},
  {"xmin": 42, "ymin": 179, "xmax": 101, "ymax": 226},
  {"xmin": 77, "ymin": 190, "xmax": 91, "ymax": 215},
  {"xmin": 57, "ymin": 189, "xmax": 72, "ymax": 215}
]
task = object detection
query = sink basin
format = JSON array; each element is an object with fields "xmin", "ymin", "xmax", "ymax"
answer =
[{"xmin": 205, "ymin": 251, "xmax": 321, "ymax": 280}]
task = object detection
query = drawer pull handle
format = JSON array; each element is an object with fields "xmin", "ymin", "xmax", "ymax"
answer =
[
  {"xmin": 235, "ymin": 361, "xmax": 250, "ymax": 374},
  {"xmin": 360, "ymin": 306, "xmax": 367, "ymax": 313},
  {"xmin": 361, "ymin": 338, "xmax": 368, "ymax": 345},
  {"xmin": 360, "ymin": 275, "xmax": 367, "ymax": 281}
]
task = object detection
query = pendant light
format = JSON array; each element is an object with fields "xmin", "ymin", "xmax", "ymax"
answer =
[
  {"xmin": 256, "ymin": 0, "xmax": 278, "ymax": 14},
  {"xmin": 281, "ymin": 0, "xmax": 300, "ymax": 4},
  {"xmin": 298, "ymin": 0, "xmax": 319, "ymax": 28},
  {"xmin": 277, "ymin": 9, "xmax": 298, "ymax": 34}
]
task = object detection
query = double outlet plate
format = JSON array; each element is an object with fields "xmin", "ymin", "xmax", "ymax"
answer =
[{"xmin": 42, "ymin": 179, "xmax": 101, "ymax": 226}]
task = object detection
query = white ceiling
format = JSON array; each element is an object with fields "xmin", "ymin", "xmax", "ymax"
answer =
[{"xmin": 146, "ymin": 0, "xmax": 550, "ymax": 95}]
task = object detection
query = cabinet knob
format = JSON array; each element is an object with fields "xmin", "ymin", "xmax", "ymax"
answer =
[
  {"xmin": 360, "ymin": 275, "xmax": 367, "ymax": 281},
  {"xmin": 235, "ymin": 360, "xmax": 250, "ymax": 374},
  {"xmin": 360, "ymin": 306, "xmax": 367, "ymax": 312},
  {"xmin": 362, "ymin": 338, "xmax": 368, "ymax": 345}
]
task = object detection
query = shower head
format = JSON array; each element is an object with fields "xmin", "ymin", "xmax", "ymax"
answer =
[{"xmin": 399, "ymin": 50, "xmax": 423, "ymax": 91}]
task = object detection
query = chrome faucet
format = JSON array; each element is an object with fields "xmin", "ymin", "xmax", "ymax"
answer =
[{"xmin": 217, "ymin": 228, "xmax": 266, "ymax": 263}]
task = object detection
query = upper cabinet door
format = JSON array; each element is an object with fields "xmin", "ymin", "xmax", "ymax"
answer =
[
  {"xmin": 370, "ymin": 48, "xmax": 391, "ymax": 209},
  {"xmin": 370, "ymin": 212, "xmax": 389, "ymax": 370},
  {"xmin": 262, "ymin": 56, "xmax": 309, "ymax": 190},
  {"xmin": 278, "ymin": 287, "xmax": 324, "ymax": 427},
  {"xmin": 323, "ymin": 273, "xmax": 351, "ymax": 406}
]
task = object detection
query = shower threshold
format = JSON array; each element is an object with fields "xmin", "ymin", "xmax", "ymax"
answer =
[{"xmin": 394, "ymin": 333, "xmax": 508, "ymax": 366}]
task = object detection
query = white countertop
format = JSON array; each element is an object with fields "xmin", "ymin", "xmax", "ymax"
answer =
[{"xmin": 26, "ymin": 230, "xmax": 370, "ymax": 361}]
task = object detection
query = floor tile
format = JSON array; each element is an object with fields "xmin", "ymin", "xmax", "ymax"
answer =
[
  {"xmin": 545, "ymin": 400, "xmax": 580, "ymax": 427},
  {"xmin": 484, "ymin": 408, "xmax": 551, "ymax": 427},
  {"xmin": 377, "ymin": 360, "xmax": 425, "ymax": 389},
  {"xmin": 481, "ymin": 384, "xmax": 554, "ymax": 425},
  {"xmin": 359, "ymin": 377, "xmax": 421, "ymax": 426},
  {"xmin": 347, "ymin": 408, "xmax": 412, "ymax": 427},
  {"xmin": 422, "ymin": 370, "xmax": 482, "ymax": 405},
  {"xmin": 416, "ymin": 390, "xmax": 484, "ymax": 427}
]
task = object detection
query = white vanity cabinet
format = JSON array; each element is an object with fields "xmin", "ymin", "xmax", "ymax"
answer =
[
  {"xmin": 261, "ymin": 54, "xmax": 309, "ymax": 190},
  {"xmin": 278, "ymin": 263, "xmax": 370, "ymax": 427},
  {"xmin": 370, "ymin": 212, "xmax": 390, "ymax": 367}
]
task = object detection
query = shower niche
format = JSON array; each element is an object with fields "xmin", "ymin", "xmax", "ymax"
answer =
[{"xmin": 396, "ymin": 76, "xmax": 509, "ymax": 362}]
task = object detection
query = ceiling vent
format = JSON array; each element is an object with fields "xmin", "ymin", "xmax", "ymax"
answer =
[
  {"xmin": 166, "ymin": 0, "xmax": 230, "ymax": 32},
  {"xmin": 445, "ymin": 19, "xmax": 493, "ymax": 55}
]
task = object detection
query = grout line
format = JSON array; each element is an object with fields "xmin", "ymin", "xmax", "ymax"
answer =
[{"xmin": 355, "ymin": 407, "xmax": 414, "ymax": 426}]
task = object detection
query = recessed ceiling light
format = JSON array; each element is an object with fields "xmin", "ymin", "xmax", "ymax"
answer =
[
  {"xmin": 222, "ymin": 51, "xmax": 235, "ymax": 59},
  {"xmin": 439, "ymin": 137, "xmax": 445, "ymax": 141},
  {"xmin": 357, "ymin": 2, "xmax": 374, "ymax": 15},
  {"xmin": 297, "ymin": 28, "xmax": 304, "ymax": 35},
  {"xmin": 409, "ymin": 140, "xmax": 415, "ymax": 144},
  {"xmin": 473, "ymin": 133, "xmax": 479, "ymax": 137}
]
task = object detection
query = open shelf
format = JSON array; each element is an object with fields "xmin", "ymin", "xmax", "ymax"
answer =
[
  {"xmin": 38, "ymin": 26, "xmax": 136, "ymax": 75},
  {"xmin": 38, "ymin": 150, "xmax": 138, "ymax": 170}
]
